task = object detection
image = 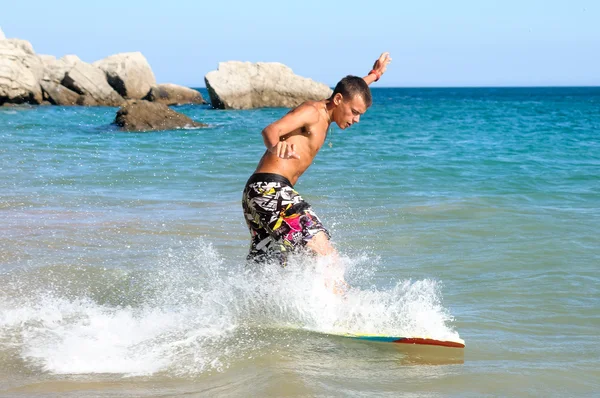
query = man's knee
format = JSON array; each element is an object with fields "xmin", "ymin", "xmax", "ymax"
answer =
[{"xmin": 305, "ymin": 231, "xmax": 335, "ymax": 256}]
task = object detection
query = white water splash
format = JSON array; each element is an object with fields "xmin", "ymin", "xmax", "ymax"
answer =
[{"xmin": 0, "ymin": 240, "xmax": 461, "ymax": 376}]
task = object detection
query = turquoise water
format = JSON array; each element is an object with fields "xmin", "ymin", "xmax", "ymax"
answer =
[{"xmin": 1, "ymin": 87, "xmax": 599, "ymax": 397}]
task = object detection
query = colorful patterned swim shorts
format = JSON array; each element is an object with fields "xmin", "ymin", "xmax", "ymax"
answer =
[{"xmin": 242, "ymin": 173, "xmax": 330, "ymax": 264}]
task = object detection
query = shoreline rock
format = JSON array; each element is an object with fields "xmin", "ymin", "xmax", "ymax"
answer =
[
  {"xmin": 40, "ymin": 81, "xmax": 79, "ymax": 105},
  {"xmin": 204, "ymin": 61, "xmax": 332, "ymax": 110},
  {"xmin": 2, "ymin": 27, "xmax": 331, "ymax": 110},
  {"xmin": 114, "ymin": 100, "xmax": 207, "ymax": 132},
  {"xmin": 93, "ymin": 52, "xmax": 156, "ymax": 99},
  {"xmin": 41, "ymin": 54, "xmax": 81, "ymax": 84},
  {"xmin": 0, "ymin": 38, "xmax": 44, "ymax": 105},
  {"xmin": 62, "ymin": 61, "xmax": 124, "ymax": 106}
]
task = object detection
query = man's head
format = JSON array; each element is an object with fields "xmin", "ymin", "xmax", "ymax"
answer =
[{"xmin": 329, "ymin": 75, "xmax": 372, "ymax": 129}]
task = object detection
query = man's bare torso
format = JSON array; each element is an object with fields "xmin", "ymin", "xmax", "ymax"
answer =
[{"xmin": 254, "ymin": 100, "xmax": 330, "ymax": 186}]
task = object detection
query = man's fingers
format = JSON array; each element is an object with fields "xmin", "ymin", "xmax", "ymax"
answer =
[
  {"xmin": 378, "ymin": 52, "xmax": 390, "ymax": 63},
  {"xmin": 273, "ymin": 142, "xmax": 300, "ymax": 159},
  {"xmin": 290, "ymin": 144, "xmax": 300, "ymax": 159},
  {"xmin": 288, "ymin": 144, "xmax": 300, "ymax": 159},
  {"xmin": 275, "ymin": 142, "xmax": 300, "ymax": 159},
  {"xmin": 374, "ymin": 52, "xmax": 391, "ymax": 70},
  {"xmin": 277, "ymin": 142, "xmax": 286, "ymax": 158}
]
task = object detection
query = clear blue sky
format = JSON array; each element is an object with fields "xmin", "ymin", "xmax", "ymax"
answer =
[{"xmin": 2, "ymin": 0, "xmax": 598, "ymax": 87}]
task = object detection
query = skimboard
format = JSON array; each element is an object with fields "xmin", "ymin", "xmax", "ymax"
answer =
[
  {"xmin": 310, "ymin": 329, "xmax": 465, "ymax": 348},
  {"xmin": 340, "ymin": 333, "xmax": 465, "ymax": 348}
]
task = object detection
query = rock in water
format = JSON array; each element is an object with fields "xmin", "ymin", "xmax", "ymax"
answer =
[
  {"xmin": 204, "ymin": 61, "xmax": 332, "ymax": 110},
  {"xmin": 93, "ymin": 52, "xmax": 156, "ymax": 99},
  {"xmin": 114, "ymin": 100, "xmax": 207, "ymax": 132},
  {"xmin": 40, "ymin": 54, "xmax": 81, "ymax": 84},
  {"xmin": 62, "ymin": 60, "xmax": 124, "ymax": 106},
  {"xmin": 40, "ymin": 81, "xmax": 79, "ymax": 105},
  {"xmin": 143, "ymin": 83, "xmax": 206, "ymax": 105},
  {"xmin": 39, "ymin": 55, "xmax": 82, "ymax": 105},
  {"xmin": 0, "ymin": 39, "xmax": 43, "ymax": 104}
]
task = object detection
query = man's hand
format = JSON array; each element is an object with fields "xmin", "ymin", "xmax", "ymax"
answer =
[
  {"xmin": 270, "ymin": 141, "xmax": 300, "ymax": 159},
  {"xmin": 364, "ymin": 52, "xmax": 392, "ymax": 85},
  {"xmin": 372, "ymin": 52, "xmax": 392, "ymax": 76}
]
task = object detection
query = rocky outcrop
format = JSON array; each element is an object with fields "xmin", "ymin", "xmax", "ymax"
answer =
[
  {"xmin": 62, "ymin": 61, "xmax": 124, "ymax": 106},
  {"xmin": 93, "ymin": 52, "xmax": 156, "ymax": 99},
  {"xmin": 40, "ymin": 80, "xmax": 79, "ymax": 105},
  {"xmin": 114, "ymin": 100, "xmax": 207, "ymax": 132},
  {"xmin": 142, "ymin": 83, "xmax": 206, "ymax": 105},
  {"xmin": 76, "ymin": 95, "xmax": 99, "ymax": 106},
  {"xmin": 41, "ymin": 54, "xmax": 81, "ymax": 84},
  {"xmin": 3, "ymin": 39, "xmax": 36, "ymax": 55},
  {"xmin": 5, "ymin": 28, "xmax": 332, "ymax": 110},
  {"xmin": 0, "ymin": 39, "xmax": 44, "ymax": 104},
  {"xmin": 204, "ymin": 61, "xmax": 332, "ymax": 110}
]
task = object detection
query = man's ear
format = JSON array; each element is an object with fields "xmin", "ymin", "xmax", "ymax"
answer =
[{"xmin": 333, "ymin": 93, "xmax": 343, "ymax": 106}]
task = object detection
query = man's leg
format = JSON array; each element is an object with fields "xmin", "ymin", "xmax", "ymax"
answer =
[
  {"xmin": 306, "ymin": 232, "xmax": 348, "ymax": 294},
  {"xmin": 305, "ymin": 231, "xmax": 336, "ymax": 256}
]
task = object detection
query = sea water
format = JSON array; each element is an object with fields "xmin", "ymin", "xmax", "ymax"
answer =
[{"xmin": 1, "ymin": 87, "xmax": 598, "ymax": 397}]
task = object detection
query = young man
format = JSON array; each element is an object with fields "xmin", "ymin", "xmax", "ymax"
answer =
[{"xmin": 242, "ymin": 53, "xmax": 392, "ymax": 264}]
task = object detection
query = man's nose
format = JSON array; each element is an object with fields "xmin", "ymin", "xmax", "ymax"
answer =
[{"xmin": 353, "ymin": 115, "xmax": 360, "ymax": 123}]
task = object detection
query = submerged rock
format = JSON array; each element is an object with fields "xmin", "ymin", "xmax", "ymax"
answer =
[
  {"xmin": 93, "ymin": 52, "xmax": 156, "ymax": 99},
  {"xmin": 204, "ymin": 61, "xmax": 332, "ymax": 109},
  {"xmin": 143, "ymin": 83, "xmax": 206, "ymax": 105},
  {"xmin": 114, "ymin": 100, "xmax": 207, "ymax": 132}
]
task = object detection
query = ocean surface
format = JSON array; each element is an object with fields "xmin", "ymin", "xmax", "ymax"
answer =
[{"xmin": 1, "ymin": 87, "xmax": 599, "ymax": 397}]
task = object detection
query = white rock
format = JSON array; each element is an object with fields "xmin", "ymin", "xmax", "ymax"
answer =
[
  {"xmin": 41, "ymin": 54, "xmax": 81, "ymax": 84},
  {"xmin": 204, "ymin": 61, "xmax": 332, "ymax": 110},
  {"xmin": 93, "ymin": 52, "xmax": 156, "ymax": 99},
  {"xmin": 40, "ymin": 80, "xmax": 79, "ymax": 105},
  {"xmin": 62, "ymin": 60, "xmax": 124, "ymax": 106},
  {"xmin": 0, "ymin": 39, "xmax": 43, "ymax": 104}
]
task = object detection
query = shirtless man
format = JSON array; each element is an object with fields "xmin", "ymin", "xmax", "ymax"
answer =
[{"xmin": 242, "ymin": 53, "xmax": 392, "ymax": 264}]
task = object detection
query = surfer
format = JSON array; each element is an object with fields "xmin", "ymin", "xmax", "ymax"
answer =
[{"xmin": 242, "ymin": 52, "xmax": 392, "ymax": 267}]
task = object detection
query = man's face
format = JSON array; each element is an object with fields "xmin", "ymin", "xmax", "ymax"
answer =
[{"xmin": 333, "ymin": 94, "xmax": 369, "ymax": 130}]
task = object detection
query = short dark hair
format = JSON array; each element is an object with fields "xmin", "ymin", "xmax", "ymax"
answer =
[{"xmin": 330, "ymin": 75, "xmax": 372, "ymax": 107}]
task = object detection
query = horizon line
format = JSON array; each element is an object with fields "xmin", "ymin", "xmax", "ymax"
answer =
[{"xmin": 188, "ymin": 85, "xmax": 600, "ymax": 89}]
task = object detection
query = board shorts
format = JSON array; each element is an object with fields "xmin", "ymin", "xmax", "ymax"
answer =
[{"xmin": 242, "ymin": 173, "xmax": 330, "ymax": 264}]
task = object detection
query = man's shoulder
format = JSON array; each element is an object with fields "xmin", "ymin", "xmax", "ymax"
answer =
[
  {"xmin": 288, "ymin": 101, "xmax": 322, "ymax": 123},
  {"xmin": 301, "ymin": 100, "xmax": 324, "ymax": 112},
  {"xmin": 292, "ymin": 100, "xmax": 320, "ymax": 112}
]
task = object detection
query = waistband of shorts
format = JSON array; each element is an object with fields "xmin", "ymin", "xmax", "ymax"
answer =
[{"xmin": 245, "ymin": 173, "xmax": 293, "ymax": 188}]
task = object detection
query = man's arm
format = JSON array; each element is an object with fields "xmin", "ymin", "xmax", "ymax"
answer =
[
  {"xmin": 261, "ymin": 102, "xmax": 321, "ymax": 159},
  {"xmin": 363, "ymin": 52, "xmax": 392, "ymax": 85}
]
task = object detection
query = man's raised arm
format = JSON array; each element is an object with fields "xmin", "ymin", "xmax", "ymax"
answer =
[{"xmin": 363, "ymin": 52, "xmax": 392, "ymax": 85}]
